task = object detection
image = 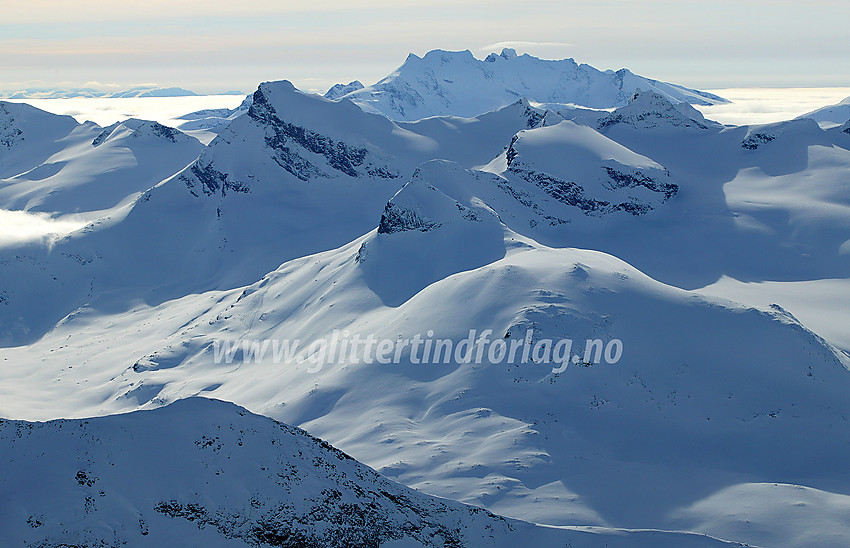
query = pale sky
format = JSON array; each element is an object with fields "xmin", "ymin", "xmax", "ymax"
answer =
[{"xmin": 2, "ymin": 0, "xmax": 848, "ymax": 94}]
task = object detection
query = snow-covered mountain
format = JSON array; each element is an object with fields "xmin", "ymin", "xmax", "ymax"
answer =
[
  {"xmin": 2, "ymin": 70, "xmax": 850, "ymax": 547},
  {"xmin": 0, "ymin": 398, "xmax": 738, "ymax": 547},
  {"xmin": 596, "ymin": 90, "xmax": 721, "ymax": 130},
  {"xmin": 799, "ymin": 95, "xmax": 850, "ymax": 128},
  {"xmin": 331, "ymin": 48, "xmax": 727, "ymax": 121},
  {"xmin": 175, "ymin": 94, "xmax": 254, "ymax": 133},
  {"xmin": 0, "ymin": 101, "xmax": 84, "ymax": 180},
  {"xmin": 0, "ymin": 117, "xmax": 203, "ymax": 214},
  {"xmin": 324, "ymin": 80, "xmax": 365, "ymax": 100}
]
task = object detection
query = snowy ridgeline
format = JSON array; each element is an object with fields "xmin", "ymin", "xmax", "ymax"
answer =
[
  {"xmin": 0, "ymin": 398, "xmax": 740, "ymax": 547},
  {"xmin": 326, "ymin": 48, "xmax": 727, "ymax": 120},
  {"xmin": 1, "ymin": 49, "xmax": 850, "ymax": 547}
]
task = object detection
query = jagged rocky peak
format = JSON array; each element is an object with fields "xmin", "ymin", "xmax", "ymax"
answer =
[
  {"xmin": 91, "ymin": 119, "xmax": 189, "ymax": 147},
  {"xmin": 247, "ymin": 79, "xmax": 399, "ymax": 144},
  {"xmin": 0, "ymin": 397, "xmax": 519, "ymax": 547},
  {"xmin": 741, "ymin": 117, "xmax": 824, "ymax": 150},
  {"xmin": 324, "ymin": 80, "xmax": 365, "ymax": 100},
  {"xmin": 507, "ymin": 97, "xmax": 564, "ymax": 129},
  {"xmin": 246, "ymin": 80, "xmax": 400, "ymax": 182},
  {"xmin": 597, "ymin": 89, "xmax": 719, "ymax": 130},
  {"xmin": 840, "ymin": 118, "xmax": 850, "ymax": 134},
  {"xmin": 498, "ymin": 121, "xmax": 678, "ymax": 217},
  {"xmin": 179, "ymin": 79, "xmax": 405, "ymax": 197}
]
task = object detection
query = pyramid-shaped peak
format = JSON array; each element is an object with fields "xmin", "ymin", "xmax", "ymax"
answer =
[
  {"xmin": 597, "ymin": 88, "xmax": 718, "ymax": 130},
  {"xmin": 91, "ymin": 119, "xmax": 189, "ymax": 147}
]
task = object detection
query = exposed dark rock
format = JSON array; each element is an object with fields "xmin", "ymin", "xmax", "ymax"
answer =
[
  {"xmin": 248, "ymin": 86, "xmax": 398, "ymax": 182},
  {"xmin": 0, "ymin": 103, "xmax": 24, "ymax": 148},
  {"xmin": 92, "ymin": 121, "xmax": 181, "ymax": 147},
  {"xmin": 377, "ymin": 202, "xmax": 441, "ymax": 234},
  {"xmin": 742, "ymin": 132, "xmax": 776, "ymax": 150},
  {"xmin": 510, "ymin": 166, "xmax": 675, "ymax": 217},
  {"xmin": 603, "ymin": 166, "xmax": 678, "ymax": 199},
  {"xmin": 181, "ymin": 161, "xmax": 250, "ymax": 197}
]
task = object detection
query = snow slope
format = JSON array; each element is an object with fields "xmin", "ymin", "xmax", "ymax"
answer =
[
  {"xmin": 0, "ymin": 101, "xmax": 84, "ymax": 180},
  {"xmin": 0, "ymin": 82, "xmax": 569, "ymax": 346},
  {"xmin": 3, "ymin": 194, "xmax": 849, "ymax": 542},
  {"xmin": 4, "ymin": 130, "xmax": 850, "ymax": 541},
  {"xmin": 798, "ymin": 95, "xmax": 850, "ymax": 128},
  {"xmin": 334, "ymin": 48, "xmax": 727, "ymax": 121},
  {"xmin": 0, "ymin": 398, "xmax": 738, "ymax": 547},
  {"xmin": 174, "ymin": 94, "xmax": 253, "ymax": 136},
  {"xmin": 0, "ymin": 118, "xmax": 203, "ymax": 214}
]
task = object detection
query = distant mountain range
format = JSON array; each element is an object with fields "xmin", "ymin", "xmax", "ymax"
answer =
[{"xmin": 0, "ymin": 86, "xmax": 243, "ymax": 99}]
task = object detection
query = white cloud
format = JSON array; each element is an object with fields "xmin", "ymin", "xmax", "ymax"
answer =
[
  {"xmin": 695, "ymin": 87, "xmax": 850, "ymax": 126},
  {"xmin": 0, "ymin": 210, "xmax": 88, "ymax": 248}
]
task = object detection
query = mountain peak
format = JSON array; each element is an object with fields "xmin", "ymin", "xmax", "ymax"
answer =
[
  {"xmin": 91, "ymin": 119, "xmax": 190, "ymax": 147},
  {"xmin": 597, "ymin": 89, "xmax": 718, "ymax": 130},
  {"xmin": 485, "ymin": 47, "xmax": 519, "ymax": 62},
  {"xmin": 0, "ymin": 397, "xmax": 527, "ymax": 546},
  {"xmin": 741, "ymin": 117, "xmax": 824, "ymax": 150},
  {"xmin": 342, "ymin": 49, "xmax": 727, "ymax": 121},
  {"xmin": 324, "ymin": 80, "xmax": 365, "ymax": 100},
  {"xmin": 493, "ymin": 120, "xmax": 678, "ymax": 218}
]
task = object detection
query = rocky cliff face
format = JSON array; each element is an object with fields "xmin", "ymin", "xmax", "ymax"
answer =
[
  {"xmin": 179, "ymin": 81, "xmax": 403, "ymax": 197},
  {"xmin": 501, "ymin": 121, "xmax": 677, "ymax": 219},
  {"xmin": 0, "ymin": 103, "xmax": 24, "ymax": 149}
]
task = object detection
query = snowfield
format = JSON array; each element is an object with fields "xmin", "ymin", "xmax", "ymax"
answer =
[{"xmin": 2, "ymin": 49, "xmax": 850, "ymax": 547}]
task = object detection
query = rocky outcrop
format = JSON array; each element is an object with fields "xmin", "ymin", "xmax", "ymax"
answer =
[{"xmin": 0, "ymin": 102, "xmax": 24, "ymax": 148}]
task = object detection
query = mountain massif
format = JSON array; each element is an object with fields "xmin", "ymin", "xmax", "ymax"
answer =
[{"xmin": 2, "ymin": 50, "xmax": 849, "ymax": 547}]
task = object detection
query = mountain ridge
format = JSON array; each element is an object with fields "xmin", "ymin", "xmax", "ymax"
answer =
[{"xmin": 331, "ymin": 48, "xmax": 728, "ymax": 121}]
